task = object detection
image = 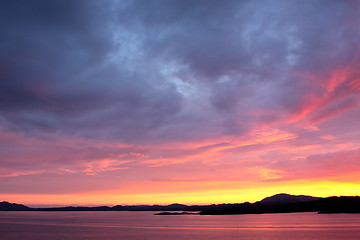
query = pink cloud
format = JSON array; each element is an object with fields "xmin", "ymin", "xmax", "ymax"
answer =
[{"xmin": 270, "ymin": 148, "xmax": 360, "ymax": 181}]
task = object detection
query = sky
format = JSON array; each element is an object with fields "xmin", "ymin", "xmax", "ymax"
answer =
[{"xmin": 1, "ymin": 0, "xmax": 360, "ymax": 206}]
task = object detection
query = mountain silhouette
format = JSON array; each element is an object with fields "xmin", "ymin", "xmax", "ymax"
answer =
[
  {"xmin": 1, "ymin": 194, "xmax": 360, "ymax": 214},
  {"xmin": 199, "ymin": 195, "xmax": 360, "ymax": 215},
  {"xmin": 0, "ymin": 201, "xmax": 30, "ymax": 211},
  {"xmin": 258, "ymin": 193, "xmax": 321, "ymax": 205}
]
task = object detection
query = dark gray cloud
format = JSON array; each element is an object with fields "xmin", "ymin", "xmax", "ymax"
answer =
[
  {"xmin": 1, "ymin": 0, "xmax": 359, "ymax": 143},
  {"xmin": 0, "ymin": 0, "xmax": 183, "ymax": 142}
]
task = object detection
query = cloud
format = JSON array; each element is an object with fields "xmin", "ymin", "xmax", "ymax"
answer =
[
  {"xmin": 270, "ymin": 148, "xmax": 360, "ymax": 180},
  {"xmin": 1, "ymin": 0, "xmax": 360, "ymax": 144},
  {"xmin": 310, "ymin": 96, "xmax": 358, "ymax": 123},
  {"xmin": 0, "ymin": 0, "xmax": 183, "ymax": 143}
]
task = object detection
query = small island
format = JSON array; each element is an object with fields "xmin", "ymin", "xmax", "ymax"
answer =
[{"xmin": 154, "ymin": 211, "xmax": 198, "ymax": 215}]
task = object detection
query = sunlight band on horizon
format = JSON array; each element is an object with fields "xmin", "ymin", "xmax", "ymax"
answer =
[{"xmin": 2, "ymin": 180, "xmax": 360, "ymax": 206}]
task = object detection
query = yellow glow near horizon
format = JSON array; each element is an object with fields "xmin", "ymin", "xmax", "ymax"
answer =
[{"xmin": 2, "ymin": 181, "xmax": 360, "ymax": 206}]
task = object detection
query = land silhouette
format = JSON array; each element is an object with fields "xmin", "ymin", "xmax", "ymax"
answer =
[{"xmin": 1, "ymin": 193, "xmax": 360, "ymax": 214}]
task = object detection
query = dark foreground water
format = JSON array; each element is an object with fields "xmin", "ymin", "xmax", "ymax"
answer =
[{"xmin": 1, "ymin": 212, "xmax": 360, "ymax": 240}]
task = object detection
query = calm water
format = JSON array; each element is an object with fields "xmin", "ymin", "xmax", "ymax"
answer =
[{"xmin": 1, "ymin": 212, "xmax": 360, "ymax": 240}]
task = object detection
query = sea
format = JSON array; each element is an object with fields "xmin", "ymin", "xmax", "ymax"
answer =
[{"xmin": 1, "ymin": 212, "xmax": 360, "ymax": 240}]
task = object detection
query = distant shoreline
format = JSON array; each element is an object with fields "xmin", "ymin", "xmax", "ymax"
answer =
[{"xmin": 1, "ymin": 194, "xmax": 360, "ymax": 214}]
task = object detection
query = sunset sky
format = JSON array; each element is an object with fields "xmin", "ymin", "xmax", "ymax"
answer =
[{"xmin": 1, "ymin": 0, "xmax": 360, "ymax": 206}]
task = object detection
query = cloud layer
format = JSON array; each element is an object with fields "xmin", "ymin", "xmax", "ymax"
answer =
[{"xmin": 1, "ymin": 0, "xmax": 360, "ymax": 204}]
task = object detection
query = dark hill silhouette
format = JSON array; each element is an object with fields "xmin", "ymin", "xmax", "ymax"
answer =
[
  {"xmin": 258, "ymin": 193, "xmax": 320, "ymax": 205},
  {"xmin": 317, "ymin": 196, "xmax": 360, "ymax": 213},
  {"xmin": 199, "ymin": 195, "xmax": 360, "ymax": 215},
  {"xmin": 0, "ymin": 201, "xmax": 30, "ymax": 211},
  {"xmin": 1, "ymin": 194, "xmax": 360, "ymax": 214}
]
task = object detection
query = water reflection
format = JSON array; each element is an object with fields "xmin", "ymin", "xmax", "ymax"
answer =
[{"xmin": 0, "ymin": 212, "xmax": 360, "ymax": 240}]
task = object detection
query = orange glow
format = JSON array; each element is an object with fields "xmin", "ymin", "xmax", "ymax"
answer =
[{"xmin": 2, "ymin": 180, "xmax": 360, "ymax": 206}]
